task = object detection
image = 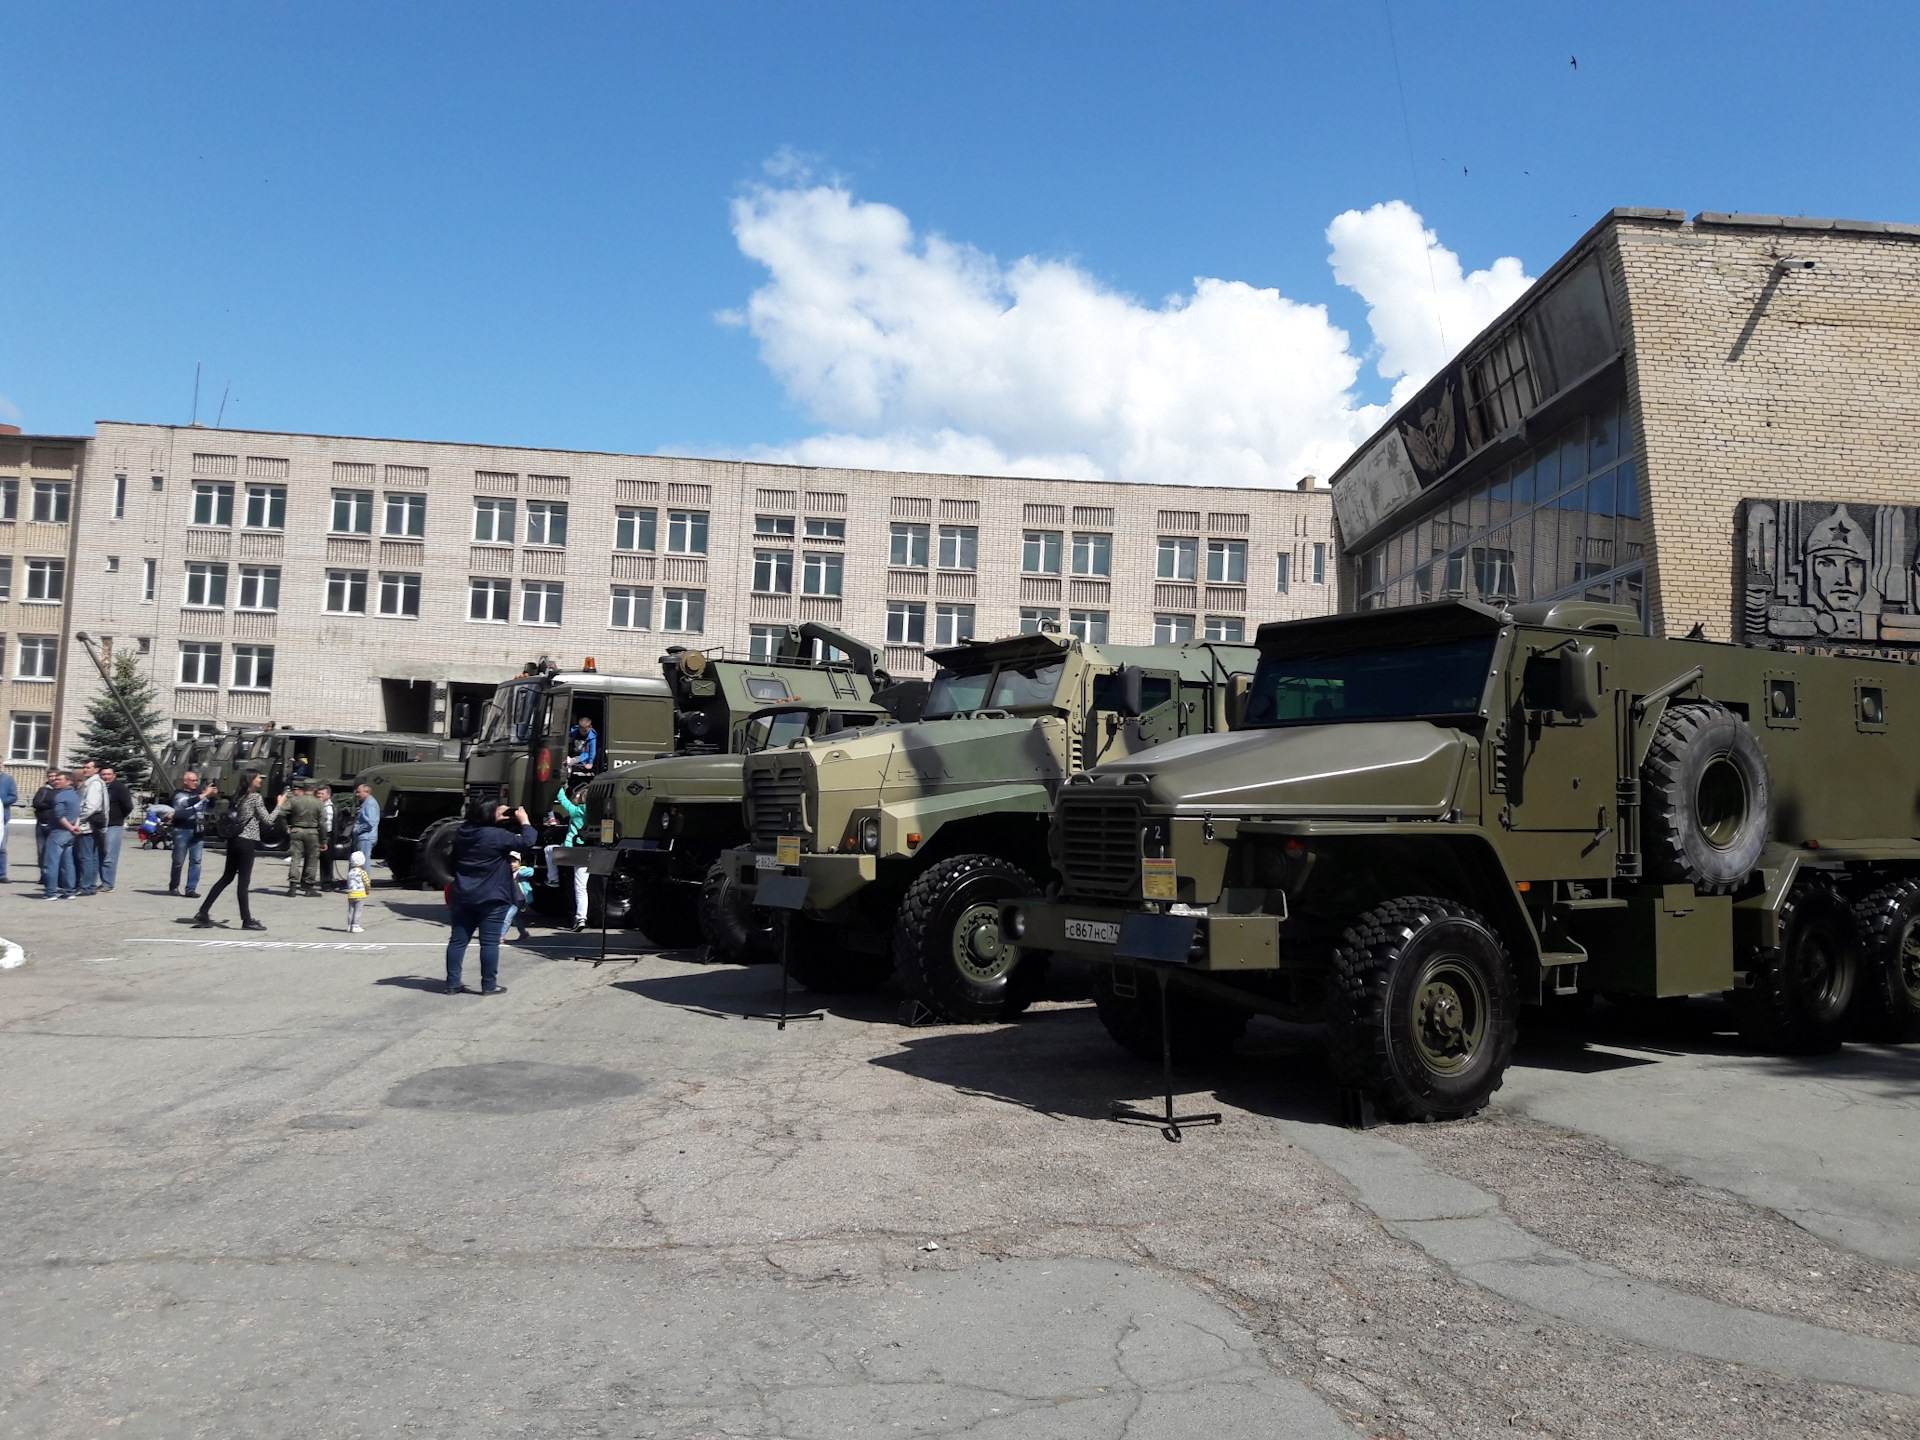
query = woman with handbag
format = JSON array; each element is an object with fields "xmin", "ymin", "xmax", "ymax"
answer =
[
  {"xmin": 443, "ymin": 800, "xmax": 537, "ymax": 995},
  {"xmin": 193, "ymin": 771, "xmax": 269, "ymax": 931}
]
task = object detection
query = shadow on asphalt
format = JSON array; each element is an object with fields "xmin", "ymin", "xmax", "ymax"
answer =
[
  {"xmin": 375, "ymin": 975, "xmax": 448, "ymax": 993},
  {"xmin": 613, "ymin": 964, "xmax": 905, "ymax": 1024}
]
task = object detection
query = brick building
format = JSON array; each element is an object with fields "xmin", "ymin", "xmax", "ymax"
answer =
[
  {"xmin": 1331, "ymin": 207, "xmax": 1920, "ymax": 649},
  {"xmin": 37, "ymin": 422, "xmax": 1335, "ymax": 760},
  {"xmin": 0, "ymin": 429, "xmax": 86, "ymax": 793}
]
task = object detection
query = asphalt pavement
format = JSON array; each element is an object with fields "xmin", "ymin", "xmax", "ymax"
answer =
[{"xmin": 3, "ymin": 839, "xmax": 1919, "ymax": 1438}]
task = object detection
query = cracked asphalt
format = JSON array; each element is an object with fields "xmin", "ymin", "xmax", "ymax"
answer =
[{"xmin": 4, "ymin": 842, "xmax": 1920, "ymax": 1437}]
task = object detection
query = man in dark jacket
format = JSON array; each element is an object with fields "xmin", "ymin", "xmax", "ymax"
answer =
[
  {"xmin": 443, "ymin": 801, "xmax": 536, "ymax": 997},
  {"xmin": 169, "ymin": 771, "xmax": 216, "ymax": 897},
  {"xmin": 30, "ymin": 769, "xmax": 57, "ymax": 885},
  {"xmin": 99, "ymin": 766, "xmax": 135, "ymax": 891}
]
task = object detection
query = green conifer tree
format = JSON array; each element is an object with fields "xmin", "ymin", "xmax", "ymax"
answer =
[{"xmin": 76, "ymin": 651, "xmax": 164, "ymax": 789}]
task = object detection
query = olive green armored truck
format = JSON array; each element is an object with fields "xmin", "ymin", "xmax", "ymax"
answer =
[
  {"xmin": 720, "ymin": 631, "xmax": 1259, "ymax": 1019},
  {"xmin": 361, "ymin": 658, "xmax": 677, "ymax": 886},
  {"xmin": 575, "ymin": 622, "xmax": 917, "ymax": 944},
  {"xmin": 1003, "ymin": 597, "xmax": 1920, "ymax": 1122}
]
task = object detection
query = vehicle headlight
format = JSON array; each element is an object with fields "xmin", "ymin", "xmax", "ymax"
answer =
[
  {"xmin": 1005, "ymin": 906, "xmax": 1027, "ymax": 940},
  {"xmin": 859, "ymin": 816, "xmax": 881, "ymax": 853}
]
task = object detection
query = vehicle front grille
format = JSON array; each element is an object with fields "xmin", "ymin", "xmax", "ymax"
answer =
[
  {"xmin": 466, "ymin": 782, "xmax": 502, "ymax": 807},
  {"xmin": 747, "ymin": 766, "xmax": 808, "ymax": 848},
  {"xmin": 1057, "ymin": 794, "xmax": 1142, "ymax": 897}
]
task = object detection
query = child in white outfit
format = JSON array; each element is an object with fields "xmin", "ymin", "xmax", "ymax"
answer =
[{"xmin": 346, "ymin": 851, "xmax": 371, "ymax": 932}]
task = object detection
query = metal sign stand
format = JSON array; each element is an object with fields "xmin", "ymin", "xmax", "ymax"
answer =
[
  {"xmin": 588, "ymin": 848, "xmax": 621, "ymax": 967},
  {"xmin": 1107, "ymin": 914, "xmax": 1222, "ymax": 1143},
  {"xmin": 744, "ymin": 872, "xmax": 823, "ymax": 1030}
]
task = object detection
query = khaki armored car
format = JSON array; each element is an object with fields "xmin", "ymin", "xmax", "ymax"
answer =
[
  {"xmin": 721, "ymin": 631, "xmax": 1258, "ymax": 1020},
  {"xmin": 575, "ymin": 622, "xmax": 920, "ymax": 946},
  {"xmin": 1005, "ymin": 598, "xmax": 1920, "ymax": 1122}
]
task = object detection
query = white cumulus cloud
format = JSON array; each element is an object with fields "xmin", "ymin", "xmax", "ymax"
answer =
[{"xmin": 722, "ymin": 181, "xmax": 1533, "ymax": 487}]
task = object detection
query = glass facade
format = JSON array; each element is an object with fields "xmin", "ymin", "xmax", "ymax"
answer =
[{"xmin": 1355, "ymin": 392, "xmax": 1645, "ymax": 620}]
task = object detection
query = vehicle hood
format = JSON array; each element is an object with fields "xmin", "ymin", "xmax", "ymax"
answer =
[
  {"xmin": 358, "ymin": 758, "xmax": 464, "ymax": 793},
  {"xmin": 1083, "ymin": 721, "xmax": 1469, "ymax": 819},
  {"xmin": 592, "ymin": 752, "xmax": 745, "ymax": 801},
  {"xmin": 796, "ymin": 715, "xmax": 1066, "ymax": 802}
]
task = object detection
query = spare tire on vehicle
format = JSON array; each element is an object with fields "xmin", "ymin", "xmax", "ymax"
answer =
[{"xmin": 1641, "ymin": 701, "xmax": 1769, "ymax": 893}]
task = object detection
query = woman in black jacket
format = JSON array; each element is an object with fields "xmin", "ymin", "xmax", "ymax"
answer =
[
  {"xmin": 444, "ymin": 800, "xmax": 537, "ymax": 995},
  {"xmin": 193, "ymin": 771, "xmax": 269, "ymax": 931}
]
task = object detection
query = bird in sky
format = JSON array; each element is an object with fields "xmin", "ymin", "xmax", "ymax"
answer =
[{"xmin": 1570, "ymin": 55, "xmax": 1579, "ymax": 69}]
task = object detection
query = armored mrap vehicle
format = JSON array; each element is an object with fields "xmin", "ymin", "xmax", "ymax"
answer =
[
  {"xmin": 721, "ymin": 631, "xmax": 1258, "ymax": 1019},
  {"xmin": 1005, "ymin": 598, "xmax": 1920, "ymax": 1122},
  {"xmin": 364, "ymin": 658, "xmax": 676, "ymax": 886},
  {"xmin": 578, "ymin": 622, "xmax": 917, "ymax": 946}
]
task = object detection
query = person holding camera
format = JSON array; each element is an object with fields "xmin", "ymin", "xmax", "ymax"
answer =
[
  {"xmin": 169, "ymin": 771, "xmax": 216, "ymax": 897},
  {"xmin": 192, "ymin": 772, "xmax": 268, "ymax": 931},
  {"xmin": 443, "ymin": 801, "xmax": 537, "ymax": 996}
]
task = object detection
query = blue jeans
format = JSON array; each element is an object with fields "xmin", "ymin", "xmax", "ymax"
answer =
[
  {"xmin": 0, "ymin": 804, "xmax": 9, "ymax": 878},
  {"xmin": 101, "ymin": 825, "xmax": 124, "ymax": 888},
  {"xmin": 75, "ymin": 829, "xmax": 101, "ymax": 894},
  {"xmin": 171, "ymin": 830, "xmax": 204, "ymax": 892},
  {"xmin": 446, "ymin": 902, "xmax": 509, "ymax": 991},
  {"xmin": 42, "ymin": 829, "xmax": 75, "ymax": 898}
]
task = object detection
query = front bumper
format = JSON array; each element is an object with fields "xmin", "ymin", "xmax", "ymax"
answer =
[
  {"xmin": 723, "ymin": 847, "xmax": 877, "ymax": 911},
  {"xmin": 1001, "ymin": 897, "xmax": 1283, "ymax": 972}
]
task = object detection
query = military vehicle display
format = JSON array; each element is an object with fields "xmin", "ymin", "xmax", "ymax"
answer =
[
  {"xmin": 720, "ymin": 631, "xmax": 1260, "ymax": 1020},
  {"xmin": 382, "ymin": 658, "xmax": 677, "ymax": 889},
  {"xmin": 243, "ymin": 728, "xmax": 457, "ymax": 803},
  {"xmin": 1003, "ymin": 598, "xmax": 1920, "ymax": 1122},
  {"xmin": 577, "ymin": 622, "xmax": 918, "ymax": 947}
]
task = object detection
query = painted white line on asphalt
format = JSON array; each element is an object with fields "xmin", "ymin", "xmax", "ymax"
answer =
[
  {"xmin": 127, "ymin": 937, "xmax": 446, "ymax": 946},
  {"xmin": 0, "ymin": 936, "xmax": 24, "ymax": 968}
]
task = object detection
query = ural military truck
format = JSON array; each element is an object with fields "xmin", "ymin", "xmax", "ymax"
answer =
[
  {"xmin": 1003, "ymin": 598, "xmax": 1920, "ymax": 1123},
  {"xmin": 721, "ymin": 631, "xmax": 1259, "ymax": 1020},
  {"xmin": 369, "ymin": 658, "xmax": 677, "ymax": 887},
  {"xmin": 577, "ymin": 623, "xmax": 917, "ymax": 947},
  {"xmin": 244, "ymin": 728, "xmax": 457, "ymax": 803}
]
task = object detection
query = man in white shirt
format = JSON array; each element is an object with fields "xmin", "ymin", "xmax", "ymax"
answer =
[{"xmin": 73, "ymin": 761, "xmax": 107, "ymax": 897}]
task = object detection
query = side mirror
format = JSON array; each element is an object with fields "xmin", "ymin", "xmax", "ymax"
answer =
[
  {"xmin": 1559, "ymin": 643, "xmax": 1602, "ymax": 720},
  {"xmin": 1119, "ymin": 666, "xmax": 1145, "ymax": 718}
]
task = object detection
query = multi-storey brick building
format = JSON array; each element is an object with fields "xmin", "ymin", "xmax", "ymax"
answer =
[
  {"xmin": 1331, "ymin": 207, "xmax": 1920, "ymax": 652},
  {"xmin": 40, "ymin": 422, "xmax": 1334, "ymax": 759},
  {"xmin": 0, "ymin": 428, "xmax": 86, "ymax": 794}
]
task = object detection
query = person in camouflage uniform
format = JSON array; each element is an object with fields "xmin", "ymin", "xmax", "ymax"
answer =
[{"xmin": 275, "ymin": 779, "xmax": 326, "ymax": 898}]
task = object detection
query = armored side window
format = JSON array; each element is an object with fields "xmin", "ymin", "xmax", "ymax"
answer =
[{"xmin": 1520, "ymin": 654, "xmax": 1562, "ymax": 710}]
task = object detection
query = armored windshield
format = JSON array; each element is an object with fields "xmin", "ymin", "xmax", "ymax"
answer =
[
  {"xmin": 479, "ymin": 682, "xmax": 542, "ymax": 744},
  {"xmin": 1243, "ymin": 636, "xmax": 1497, "ymax": 726},
  {"xmin": 740, "ymin": 709, "xmax": 814, "ymax": 753},
  {"xmin": 987, "ymin": 659, "xmax": 1067, "ymax": 712},
  {"xmin": 923, "ymin": 668, "xmax": 995, "ymax": 719}
]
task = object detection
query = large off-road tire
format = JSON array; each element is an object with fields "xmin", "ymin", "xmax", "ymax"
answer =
[
  {"xmin": 632, "ymin": 879, "xmax": 702, "ymax": 947},
  {"xmin": 783, "ymin": 918, "xmax": 896, "ymax": 994},
  {"xmin": 1733, "ymin": 872, "xmax": 1859, "ymax": 1054},
  {"xmin": 893, "ymin": 854, "xmax": 1053, "ymax": 1023},
  {"xmin": 698, "ymin": 860, "xmax": 779, "ymax": 964},
  {"xmin": 1325, "ymin": 896, "xmax": 1518, "ymax": 1123},
  {"xmin": 1089, "ymin": 964, "xmax": 1248, "ymax": 1066},
  {"xmin": 415, "ymin": 817, "xmax": 460, "ymax": 889},
  {"xmin": 1852, "ymin": 879, "xmax": 1920, "ymax": 1042},
  {"xmin": 1641, "ymin": 701, "xmax": 1770, "ymax": 894}
]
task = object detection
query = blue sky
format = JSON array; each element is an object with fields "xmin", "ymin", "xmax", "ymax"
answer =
[{"xmin": 4, "ymin": 2, "xmax": 1917, "ymax": 482}]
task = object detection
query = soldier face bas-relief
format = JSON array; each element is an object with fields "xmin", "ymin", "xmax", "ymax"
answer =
[{"xmin": 1742, "ymin": 499, "xmax": 1920, "ymax": 644}]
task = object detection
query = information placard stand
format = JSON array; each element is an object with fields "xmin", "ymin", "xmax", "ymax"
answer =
[
  {"xmin": 744, "ymin": 872, "xmax": 823, "ymax": 1030},
  {"xmin": 588, "ymin": 848, "xmax": 621, "ymax": 968},
  {"xmin": 1107, "ymin": 914, "xmax": 1222, "ymax": 1143}
]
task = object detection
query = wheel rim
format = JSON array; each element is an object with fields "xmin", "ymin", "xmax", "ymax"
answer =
[
  {"xmin": 951, "ymin": 900, "xmax": 1017, "ymax": 984},
  {"xmin": 1411, "ymin": 954, "xmax": 1489, "ymax": 1075},
  {"xmin": 1695, "ymin": 756, "xmax": 1749, "ymax": 851},
  {"xmin": 1797, "ymin": 920, "xmax": 1853, "ymax": 1015},
  {"xmin": 1899, "ymin": 919, "xmax": 1920, "ymax": 1007}
]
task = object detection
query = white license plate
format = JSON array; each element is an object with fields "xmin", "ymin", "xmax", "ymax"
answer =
[
  {"xmin": 1065, "ymin": 918, "xmax": 1121, "ymax": 945},
  {"xmin": 754, "ymin": 853, "xmax": 783, "ymax": 871}
]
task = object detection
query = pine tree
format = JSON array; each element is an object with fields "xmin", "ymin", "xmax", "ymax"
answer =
[{"xmin": 76, "ymin": 651, "xmax": 165, "ymax": 789}]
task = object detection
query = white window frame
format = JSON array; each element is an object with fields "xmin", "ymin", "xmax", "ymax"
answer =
[
  {"xmin": 754, "ymin": 514, "xmax": 796, "ymax": 539},
  {"xmin": 802, "ymin": 551, "xmax": 843, "ymax": 597},
  {"xmin": 1206, "ymin": 538, "xmax": 1247, "ymax": 585},
  {"xmin": 887, "ymin": 601, "xmax": 926, "ymax": 645},
  {"xmin": 244, "ymin": 484, "xmax": 286, "ymax": 530},
  {"xmin": 24, "ymin": 558, "xmax": 64, "ymax": 603},
  {"xmin": 805, "ymin": 517, "xmax": 845, "ymax": 541},
  {"xmin": 191, "ymin": 481, "xmax": 234, "ymax": 527},
  {"xmin": 183, "ymin": 562, "xmax": 228, "ymax": 609},
  {"xmin": 666, "ymin": 511, "xmax": 709, "ymax": 555},
  {"xmin": 140, "ymin": 557, "xmax": 155, "ymax": 602},
  {"xmin": 15, "ymin": 635, "xmax": 58, "ymax": 679},
  {"xmin": 1275, "ymin": 551, "xmax": 1291, "ymax": 593},
  {"xmin": 8, "ymin": 712, "xmax": 50, "ymax": 763},
  {"xmin": 177, "ymin": 641, "xmax": 221, "ymax": 688},
  {"xmin": 230, "ymin": 645, "xmax": 275, "ymax": 691},
  {"xmin": 933, "ymin": 603, "xmax": 975, "ymax": 646},
  {"xmin": 1203, "ymin": 616, "xmax": 1245, "ymax": 643},
  {"xmin": 615, "ymin": 507, "xmax": 657, "ymax": 552},
  {"xmin": 237, "ymin": 566, "xmax": 281, "ymax": 612},
  {"xmin": 889, "ymin": 523, "xmax": 929, "ymax": 569},
  {"xmin": 331, "ymin": 489, "xmax": 373, "ymax": 535},
  {"xmin": 520, "ymin": 580, "xmax": 564, "ymax": 626},
  {"xmin": 1069, "ymin": 610, "xmax": 1109, "ymax": 644},
  {"xmin": 608, "ymin": 586, "xmax": 652, "ymax": 630},
  {"xmin": 1019, "ymin": 607, "xmax": 1061, "ymax": 634},
  {"xmin": 1071, "ymin": 532, "xmax": 1111, "ymax": 577},
  {"xmin": 325, "ymin": 569, "xmax": 368, "ymax": 615},
  {"xmin": 468, "ymin": 577, "xmax": 511, "ymax": 623},
  {"xmin": 936, "ymin": 525, "xmax": 978, "ymax": 571},
  {"xmin": 378, "ymin": 571, "xmax": 422, "ymax": 618},
  {"xmin": 1153, "ymin": 613, "xmax": 1196, "ymax": 644},
  {"xmin": 1312, "ymin": 542, "xmax": 1328, "ymax": 585},
  {"xmin": 383, "ymin": 492, "xmax": 427, "ymax": 538},
  {"xmin": 1156, "ymin": 536, "xmax": 1197, "ymax": 582},
  {"xmin": 661, "ymin": 588, "xmax": 705, "ymax": 633},
  {"xmin": 749, "ymin": 624, "xmax": 787, "ymax": 661},
  {"xmin": 752, "ymin": 549, "xmax": 794, "ymax": 595},
  {"xmin": 1022, "ymin": 530, "xmax": 1063, "ymax": 575},
  {"xmin": 473, "ymin": 497, "xmax": 516, "ymax": 543},
  {"xmin": 525, "ymin": 500, "xmax": 569, "ymax": 548}
]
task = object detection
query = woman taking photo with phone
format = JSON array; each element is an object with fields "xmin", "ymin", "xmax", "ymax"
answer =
[{"xmin": 192, "ymin": 771, "xmax": 269, "ymax": 931}]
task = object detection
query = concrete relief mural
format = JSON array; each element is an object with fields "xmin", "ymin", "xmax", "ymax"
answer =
[{"xmin": 1741, "ymin": 499, "xmax": 1920, "ymax": 644}]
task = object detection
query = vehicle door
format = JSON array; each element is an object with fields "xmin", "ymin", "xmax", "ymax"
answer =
[{"xmin": 1499, "ymin": 633, "xmax": 1619, "ymax": 874}]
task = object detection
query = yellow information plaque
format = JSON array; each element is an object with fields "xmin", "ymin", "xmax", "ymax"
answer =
[
  {"xmin": 600, "ymin": 819, "xmax": 614, "ymax": 845},
  {"xmin": 776, "ymin": 835, "xmax": 802, "ymax": 868},
  {"xmin": 1141, "ymin": 857, "xmax": 1177, "ymax": 900}
]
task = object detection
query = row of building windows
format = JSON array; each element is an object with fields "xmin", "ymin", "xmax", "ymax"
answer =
[
  {"xmin": 175, "ymin": 642, "xmax": 275, "ymax": 690},
  {"xmin": 0, "ymin": 634, "xmax": 63, "ymax": 679},
  {"xmin": 0, "ymin": 478, "xmax": 72, "ymax": 523},
  {"xmin": 0, "ymin": 558, "xmax": 66, "ymax": 603}
]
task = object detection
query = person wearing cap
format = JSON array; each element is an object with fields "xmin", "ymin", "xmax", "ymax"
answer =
[
  {"xmin": 275, "ymin": 778, "xmax": 326, "ymax": 897},
  {"xmin": 345, "ymin": 850, "xmax": 371, "ymax": 933}
]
